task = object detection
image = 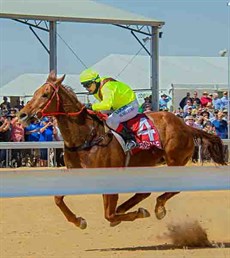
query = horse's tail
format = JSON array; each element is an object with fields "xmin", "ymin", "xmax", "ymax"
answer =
[{"xmin": 188, "ymin": 127, "xmax": 226, "ymax": 165}]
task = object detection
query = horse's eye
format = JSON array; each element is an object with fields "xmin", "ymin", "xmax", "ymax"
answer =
[{"xmin": 42, "ymin": 93, "xmax": 48, "ymax": 98}]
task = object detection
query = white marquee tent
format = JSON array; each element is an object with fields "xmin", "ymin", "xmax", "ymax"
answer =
[{"xmin": 0, "ymin": 55, "xmax": 227, "ymax": 98}]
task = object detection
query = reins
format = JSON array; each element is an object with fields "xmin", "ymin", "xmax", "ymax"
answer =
[{"xmin": 40, "ymin": 81, "xmax": 85, "ymax": 117}]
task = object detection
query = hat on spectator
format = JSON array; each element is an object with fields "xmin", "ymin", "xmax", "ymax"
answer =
[
  {"xmin": 161, "ymin": 94, "xmax": 167, "ymax": 98},
  {"xmin": 201, "ymin": 111, "xmax": 210, "ymax": 118},
  {"xmin": 223, "ymin": 109, "xmax": 228, "ymax": 113},
  {"xmin": 203, "ymin": 91, "xmax": 208, "ymax": 95},
  {"xmin": 191, "ymin": 109, "xmax": 197, "ymax": 115},
  {"xmin": 185, "ymin": 115, "xmax": 194, "ymax": 121}
]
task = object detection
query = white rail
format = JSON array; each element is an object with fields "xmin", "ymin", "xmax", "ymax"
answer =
[
  {"xmin": 0, "ymin": 140, "xmax": 229, "ymax": 149},
  {"xmin": 0, "ymin": 140, "xmax": 229, "ymax": 167},
  {"xmin": 0, "ymin": 166, "xmax": 229, "ymax": 198}
]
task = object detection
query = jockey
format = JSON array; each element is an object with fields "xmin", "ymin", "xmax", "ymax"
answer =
[{"xmin": 80, "ymin": 68, "xmax": 139, "ymax": 151}]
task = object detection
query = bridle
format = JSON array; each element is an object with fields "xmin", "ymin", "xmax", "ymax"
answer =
[
  {"xmin": 36, "ymin": 81, "xmax": 112, "ymax": 151},
  {"xmin": 39, "ymin": 81, "xmax": 85, "ymax": 118}
]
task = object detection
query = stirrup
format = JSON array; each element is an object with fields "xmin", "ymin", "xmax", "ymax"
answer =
[{"xmin": 125, "ymin": 140, "xmax": 138, "ymax": 151}]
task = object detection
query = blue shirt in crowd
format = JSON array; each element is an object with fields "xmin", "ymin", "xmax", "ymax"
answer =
[{"xmin": 212, "ymin": 119, "xmax": 228, "ymax": 139}]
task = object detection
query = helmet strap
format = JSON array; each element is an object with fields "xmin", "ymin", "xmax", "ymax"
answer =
[{"xmin": 91, "ymin": 82, "xmax": 100, "ymax": 95}]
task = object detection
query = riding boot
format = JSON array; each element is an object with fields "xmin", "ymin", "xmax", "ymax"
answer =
[{"xmin": 118, "ymin": 124, "xmax": 138, "ymax": 151}]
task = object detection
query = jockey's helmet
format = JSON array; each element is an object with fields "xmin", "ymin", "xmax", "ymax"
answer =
[{"xmin": 80, "ymin": 69, "xmax": 100, "ymax": 87}]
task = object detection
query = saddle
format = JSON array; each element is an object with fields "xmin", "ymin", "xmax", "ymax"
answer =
[{"xmin": 88, "ymin": 110, "xmax": 162, "ymax": 154}]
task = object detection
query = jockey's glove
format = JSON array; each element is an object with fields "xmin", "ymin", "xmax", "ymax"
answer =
[{"xmin": 85, "ymin": 103, "xmax": 92, "ymax": 110}]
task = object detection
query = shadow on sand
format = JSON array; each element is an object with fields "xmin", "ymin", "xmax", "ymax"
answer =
[{"xmin": 86, "ymin": 242, "xmax": 230, "ymax": 252}]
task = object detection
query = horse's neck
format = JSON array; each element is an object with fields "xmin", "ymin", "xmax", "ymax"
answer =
[{"xmin": 55, "ymin": 87, "xmax": 103, "ymax": 148}]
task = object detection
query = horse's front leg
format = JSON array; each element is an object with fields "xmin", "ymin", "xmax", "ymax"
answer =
[
  {"xmin": 54, "ymin": 196, "xmax": 87, "ymax": 229},
  {"xmin": 103, "ymin": 194, "xmax": 150, "ymax": 225},
  {"xmin": 155, "ymin": 192, "xmax": 180, "ymax": 220}
]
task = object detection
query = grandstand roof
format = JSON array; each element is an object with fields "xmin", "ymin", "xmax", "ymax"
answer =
[
  {"xmin": 0, "ymin": 0, "xmax": 164, "ymax": 27},
  {"xmin": 0, "ymin": 55, "xmax": 228, "ymax": 97}
]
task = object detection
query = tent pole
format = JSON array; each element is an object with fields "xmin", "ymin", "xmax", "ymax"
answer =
[
  {"xmin": 150, "ymin": 26, "xmax": 159, "ymax": 111},
  {"xmin": 49, "ymin": 21, "xmax": 57, "ymax": 73}
]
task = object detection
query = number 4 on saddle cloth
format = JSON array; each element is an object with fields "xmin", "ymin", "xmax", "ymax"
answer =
[
  {"xmin": 120, "ymin": 114, "xmax": 162, "ymax": 154},
  {"xmin": 88, "ymin": 110, "xmax": 162, "ymax": 154}
]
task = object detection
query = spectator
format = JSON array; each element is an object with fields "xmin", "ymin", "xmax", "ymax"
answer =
[
  {"xmin": 10, "ymin": 117, "xmax": 24, "ymax": 142},
  {"xmin": 143, "ymin": 103, "xmax": 153, "ymax": 113},
  {"xmin": 183, "ymin": 99, "xmax": 194, "ymax": 113},
  {"xmin": 24, "ymin": 120, "xmax": 40, "ymax": 167},
  {"xmin": 10, "ymin": 117, "xmax": 25, "ymax": 167},
  {"xmin": 0, "ymin": 96, "xmax": 11, "ymax": 112},
  {"xmin": 203, "ymin": 121, "xmax": 216, "ymax": 135},
  {"xmin": 141, "ymin": 96, "xmax": 152, "ymax": 112},
  {"xmin": 0, "ymin": 115, "xmax": 11, "ymax": 167},
  {"xmin": 222, "ymin": 109, "xmax": 228, "ymax": 121},
  {"xmin": 192, "ymin": 91, "xmax": 201, "ymax": 106},
  {"xmin": 221, "ymin": 91, "xmax": 228, "ymax": 111},
  {"xmin": 179, "ymin": 92, "xmax": 192, "ymax": 109},
  {"xmin": 39, "ymin": 117, "xmax": 54, "ymax": 167},
  {"xmin": 210, "ymin": 109, "xmax": 219, "ymax": 122},
  {"xmin": 194, "ymin": 116, "xmax": 204, "ymax": 129},
  {"xmin": 14, "ymin": 99, "xmax": 24, "ymax": 111},
  {"xmin": 201, "ymin": 110, "xmax": 210, "ymax": 123},
  {"xmin": 159, "ymin": 94, "xmax": 171, "ymax": 110},
  {"xmin": 53, "ymin": 117, "xmax": 64, "ymax": 167},
  {"xmin": 212, "ymin": 93, "xmax": 222, "ymax": 110},
  {"xmin": 212, "ymin": 111, "xmax": 228, "ymax": 139},
  {"xmin": 200, "ymin": 91, "xmax": 212, "ymax": 108},
  {"xmin": 183, "ymin": 106, "xmax": 193, "ymax": 118},
  {"xmin": 184, "ymin": 116, "xmax": 200, "ymax": 129}
]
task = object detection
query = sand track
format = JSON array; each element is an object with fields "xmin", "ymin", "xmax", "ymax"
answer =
[{"xmin": 0, "ymin": 190, "xmax": 229, "ymax": 258}]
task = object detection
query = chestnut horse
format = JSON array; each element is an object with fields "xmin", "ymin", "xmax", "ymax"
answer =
[{"xmin": 18, "ymin": 72, "xmax": 225, "ymax": 229}]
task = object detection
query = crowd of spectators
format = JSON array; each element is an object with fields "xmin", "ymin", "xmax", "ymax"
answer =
[
  {"xmin": 0, "ymin": 91, "xmax": 229, "ymax": 167},
  {"xmin": 0, "ymin": 97, "xmax": 64, "ymax": 168},
  {"xmin": 140, "ymin": 91, "xmax": 229, "ymax": 140}
]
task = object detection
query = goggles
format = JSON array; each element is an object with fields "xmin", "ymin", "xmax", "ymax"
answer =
[{"xmin": 82, "ymin": 80, "xmax": 94, "ymax": 89}]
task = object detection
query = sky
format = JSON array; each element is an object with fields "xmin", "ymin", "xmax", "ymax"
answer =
[{"xmin": 0, "ymin": 0, "xmax": 229, "ymax": 88}]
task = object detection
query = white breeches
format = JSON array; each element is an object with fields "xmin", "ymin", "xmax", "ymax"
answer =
[{"xmin": 106, "ymin": 100, "xmax": 139, "ymax": 130}]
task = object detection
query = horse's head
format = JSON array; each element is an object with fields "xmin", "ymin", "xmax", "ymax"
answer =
[{"xmin": 18, "ymin": 71, "xmax": 65, "ymax": 125}]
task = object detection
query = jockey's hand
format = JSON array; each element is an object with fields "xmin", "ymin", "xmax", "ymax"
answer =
[{"xmin": 85, "ymin": 103, "xmax": 92, "ymax": 110}]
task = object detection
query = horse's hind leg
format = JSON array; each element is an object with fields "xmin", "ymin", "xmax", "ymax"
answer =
[
  {"xmin": 155, "ymin": 147, "xmax": 192, "ymax": 220},
  {"xmin": 115, "ymin": 193, "xmax": 151, "ymax": 213},
  {"xmin": 103, "ymin": 194, "xmax": 150, "ymax": 225},
  {"xmin": 110, "ymin": 193, "xmax": 151, "ymax": 227},
  {"xmin": 155, "ymin": 192, "xmax": 180, "ymax": 220},
  {"xmin": 54, "ymin": 196, "xmax": 87, "ymax": 229}
]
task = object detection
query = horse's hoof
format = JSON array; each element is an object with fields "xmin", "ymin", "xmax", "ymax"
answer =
[
  {"xmin": 155, "ymin": 205, "xmax": 166, "ymax": 220},
  {"xmin": 77, "ymin": 217, "xmax": 87, "ymax": 229},
  {"xmin": 110, "ymin": 221, "xmax": 121, "ymax": 227},
  {"xmin": 137, "ymin": 208, "xmax": 151, "ymax": 218}
]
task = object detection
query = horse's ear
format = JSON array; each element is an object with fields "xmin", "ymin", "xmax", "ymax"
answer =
[
  {"xmin": 56, "ymin": 74, "xmax": 66, "ymax": 85},
  {"xmin": 47, "ymin": 70, "xmax": 57, "ymax": 82}
]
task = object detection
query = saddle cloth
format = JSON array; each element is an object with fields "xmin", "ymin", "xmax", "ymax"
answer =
[
  {"xmin": 87, "ymin": 110, "xmax": 162, "ymax": 153},
  {"xmin": 124, "ymin": 113, "xmax": 162, "ymax": 154}
]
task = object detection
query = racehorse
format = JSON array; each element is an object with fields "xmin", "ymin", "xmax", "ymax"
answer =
[{"xmin": 18, "ymin": 71, "xmax": 226, "ymax": 229}]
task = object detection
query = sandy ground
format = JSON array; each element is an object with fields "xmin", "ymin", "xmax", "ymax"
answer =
[{"xmin": 0, "ymin": 190, "xmax": 230, "ymax": 258}]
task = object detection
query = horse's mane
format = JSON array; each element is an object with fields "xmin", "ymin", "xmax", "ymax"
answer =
[{"xmin": 62, "ymin": 84, "xmax": 77, "ymax": 99}]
